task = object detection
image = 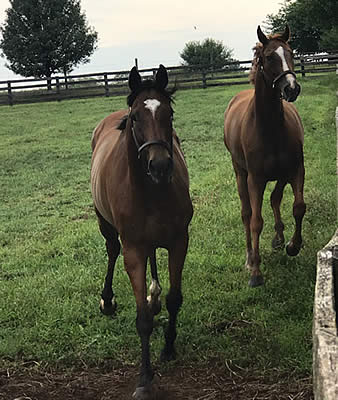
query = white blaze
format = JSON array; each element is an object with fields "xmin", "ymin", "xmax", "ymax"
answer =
[
  {"xmin": 144, "ymin": 99, "xmax": 161, "ymax": 118},
  {"xmin": 275, "ymin": 46, "xmax": 296, "ymax": 88}
]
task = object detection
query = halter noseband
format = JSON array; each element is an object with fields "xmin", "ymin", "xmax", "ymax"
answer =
[
  {"xmin": 131, "ymin": 118, "xmax": 172, "ymax": 160},
  {"xmin": 272, "ymin": 70, "xmax": 296, "ymax": 89}
]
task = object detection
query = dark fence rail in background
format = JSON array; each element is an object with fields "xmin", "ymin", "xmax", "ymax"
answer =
[{"xmin": 0, "ymin": 53, "xmax": 337, "ymax": 106}]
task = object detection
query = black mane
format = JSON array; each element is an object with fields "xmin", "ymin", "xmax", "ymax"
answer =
[
  {"xmin": 117, "ymin": 115, "xmax": 128, "ymax": 131},
  {"xmin": 127, "ymin": 79, "xmax": 176, "ymax": 107}
]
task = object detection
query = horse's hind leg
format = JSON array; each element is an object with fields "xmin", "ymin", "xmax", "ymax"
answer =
[
  {"xmin": 286, "ymin": 166, "xmax": 306, "ymax": 256},
  {"xmin": 161, "ymin": 232, "xmax": 188, "ymax": 362},
  {"xmin": 147, "ymin": 249, "xmax": 162, "ymax": 316},
  {"xmin": 270, "ymin": 180, "xmax": 287, "ymax": 249},
  {"xmin": 96, "ymin": 209, "xmax": 120, "ymax": 316}
]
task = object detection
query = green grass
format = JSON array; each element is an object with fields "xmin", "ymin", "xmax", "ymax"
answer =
[{"xmin": 0, "ymin": 73, "xmax": 336, "ymax": 375}]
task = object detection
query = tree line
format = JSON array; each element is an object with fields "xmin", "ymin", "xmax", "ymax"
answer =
[
  {"xmin": 0, "ymin": 0, "xmax": 336, "ymax": 83},
  {"xmin": 265, "ymin": 0, "xmax": 338, "ymax": 53}
]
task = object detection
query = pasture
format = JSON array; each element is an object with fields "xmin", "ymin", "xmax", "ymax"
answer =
[{"xmin": 0, "ymin": 73, "xmax": 336, "ymax": 398}]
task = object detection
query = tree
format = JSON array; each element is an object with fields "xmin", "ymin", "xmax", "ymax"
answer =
[
  {"xmin": 180, "ymin": 38, "xmax": 238, "ymax": 70},
  {"xmin": 0, "ymin": 0, "xmax": 98, "ymax": 80},
  {"xmin": 264, "ymin": 0, "xmax": 338, "ymax": 53}
]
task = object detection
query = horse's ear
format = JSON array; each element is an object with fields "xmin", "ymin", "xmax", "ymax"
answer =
[
  {"xmin": 281, "ymin": 25, "xmax": 290, "ymax": 42},
  {"xmin": 257, "ymin": 25, "xmax": 268, "ymax": 45},
  {"xmin": 155, "ymin": 64, "xmax": 168, "ymax": 90},
  {"xmin": 129, "ymin": 66, "xmax": 142, "ymax": 92}
]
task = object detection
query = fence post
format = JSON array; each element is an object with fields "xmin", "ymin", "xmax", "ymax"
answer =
[
  {"xmin": 46, "ymin": 76, "xmax": 52, "ymax": 91},
  {"xmin": 55, "ymin": 77, "xmax": 61, "ymax": 101},
  {"xmin": 7, "ymin": 82, "xmax": 13, "ymax": 106},
  {"xmin": 202, "ymin": 71, "xmax": 207, "ymax": 89},
  {"xmin": 104, "ymin": 73, "xmax": 109, "ymax": 97},
  {"xmin": 301, "ymin": 57, "xmax": 306, "ymax": 77}
]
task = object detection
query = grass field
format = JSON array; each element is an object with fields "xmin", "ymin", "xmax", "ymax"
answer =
[{"xmin": 0, "ymin": 73, "xmax": 336, "ymax": 381}]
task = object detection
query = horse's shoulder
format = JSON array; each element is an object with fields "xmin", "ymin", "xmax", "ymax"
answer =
[
  {"xmin": 233, "ymin": 89, "xmax": 254, "ymax": 102},
  {"xmin": 283, "ymin": 102, "xmax": 304, "ymax": 139},
  {"xmin": 283, "ymin": 101, "xmax": 301, "ymax": 120},
  {"xmin": 226, "ymin": 89, "xmax": 254, "ymax": 115}
]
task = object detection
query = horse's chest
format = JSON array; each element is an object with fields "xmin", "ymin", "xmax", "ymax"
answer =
[
  {"xmin": 119, "ymin": 199, "xmax": 191, "ymax": 247},
  {"xmin": 145, "ymin": 215, "xmax": 180, "ymax": 244},
  {"xmin": 121, "ymin": 212, "xmax": 182, "ymax": 247},
  {"xmin": 263, "ymin": 151, "xmax": 298, "ymax": 180}
]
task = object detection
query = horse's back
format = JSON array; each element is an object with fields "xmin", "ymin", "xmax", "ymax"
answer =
[
  {"xmin": 91, "ymin": 109, "xmax": 128, "ymax": 226},
  {"xmin": 91, "ymin": 109, "xmax": 128, "ymax": 151}
]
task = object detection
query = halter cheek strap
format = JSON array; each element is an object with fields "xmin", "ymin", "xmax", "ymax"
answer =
[{"xmin": 259, "ymin": 61, "xmax": 296, "ymax": 90}]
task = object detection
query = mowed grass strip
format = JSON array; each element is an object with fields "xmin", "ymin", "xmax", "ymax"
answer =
[{"xmin": 0, "ymin": 74, "xmax": 336, "ymax": 375}]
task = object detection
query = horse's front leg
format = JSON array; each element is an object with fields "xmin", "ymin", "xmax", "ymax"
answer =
[
  {"xmin": 96, "ymin": 209, "xmax": 120, "ymax": 316},
  {"xmin": 123, "ymin": 245, "xmax": 154, "ymax": 400},
  {"xmin": 270, "ymin": 180, "xmax": 287, "ymax": 250},
  {"xmin": 286, "ymin": 165, "xmax": 306, "ymax": 256},
  {"xmin": 247, "ymin": 175, "xmax": 266, "ymax": 287},
  {"xmin": 161, "ymin": 232, "xmax": 188, "ymax": 362},
  {"xmin": 233, "ymin": 162, "xmax": 252, "ymax": 270}
]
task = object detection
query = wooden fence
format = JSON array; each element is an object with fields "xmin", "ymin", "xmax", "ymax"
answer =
[
  {"xmin": 313, "ymin": 231, "xmax": 338, "ymax": 400},
  {"xmin": 0, "ymin": 53, "xmax": 337, "ymax": 106}
]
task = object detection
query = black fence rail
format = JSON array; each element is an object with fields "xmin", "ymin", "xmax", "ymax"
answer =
[{"xmin": 0, "ymin": 53, "xmax": 337, "ymax": 106}]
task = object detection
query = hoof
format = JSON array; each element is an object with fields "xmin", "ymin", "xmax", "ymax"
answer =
[
  {"xmin": 249, "ymin": 275, "xmax": 264, "ymax": 288},
  {"xmin": 286, "ymin": 241, "xmax": 301, "ymax": 257},
  {"xmin": 272, "ymin": 236, "xmax": 285, "ymax": 250},
  {"xmin": 99, "ymin": 298, "xmax": 117, "ymax": 316},
  {"xmin": 160, "ymin": 347, "xmax": 176, "ymax": 362},
  {"xmin": 132, "ymin": 385, "xmax": 153, "ymax": 400}
]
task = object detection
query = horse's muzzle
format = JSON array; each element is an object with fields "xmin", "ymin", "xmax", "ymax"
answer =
[
  {"xmin": 282, "ymin": 81, "xmax": 301, "ymax": 103},
  {"xmin": 148, "ymin": 156, "xmax": 173, "ymax": 184}
]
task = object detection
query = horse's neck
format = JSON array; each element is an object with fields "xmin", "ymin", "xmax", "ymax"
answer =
[
  {"xmin": 124, "ymin": 127, "xmax": 144, "ymax": 184},
  {"xmin": 254, "ymin": 71, "xmax": 284, "ymax": 133},
  {"xmin": 125, "ymin": 125, "xmax": 160, "ymax": 193}
]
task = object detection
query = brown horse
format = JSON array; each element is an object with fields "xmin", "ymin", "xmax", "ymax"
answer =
[
  {"xmin": 91, "ymin": 65, "xmax": 193, "ymax": 399},
  {"xmin": 224, "ymin": 26, "xmax": 306, "ymax": 287}
]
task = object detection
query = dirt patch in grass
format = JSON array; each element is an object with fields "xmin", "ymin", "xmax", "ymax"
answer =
[{"xmin": 0, "ymin": 363, "xmax": 313, "ymax": 400}]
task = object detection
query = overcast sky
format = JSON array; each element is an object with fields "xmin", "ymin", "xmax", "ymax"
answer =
[{"xmin": 0, "ymin": 0, "xmax": 283, "ymax": 80}]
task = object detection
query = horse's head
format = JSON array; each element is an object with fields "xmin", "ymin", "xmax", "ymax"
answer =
[
  {"xmin": 256, "ymin": 25, "xmax": 300, "ymax": 102},
  {"xmin": 127, "ymin": 65, "xmax": 174, "ymax": 185}
]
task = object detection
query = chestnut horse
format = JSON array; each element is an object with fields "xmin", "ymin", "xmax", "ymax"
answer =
[
  {"xmin": 91, "ymin": 65, "xmax": 193, "ymax": 399},
  {"xmin": 224, "ymin": 26, "xmax": 306, "ymax": 287}
]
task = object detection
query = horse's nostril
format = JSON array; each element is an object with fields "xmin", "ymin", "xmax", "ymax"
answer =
[
  {"xmin": 283, "ymin": 83, "xmax": 300, "ymax": 102},
  {"xmin": 148, "ymin": 157, "xmax": 173, "ymax": 181}
]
